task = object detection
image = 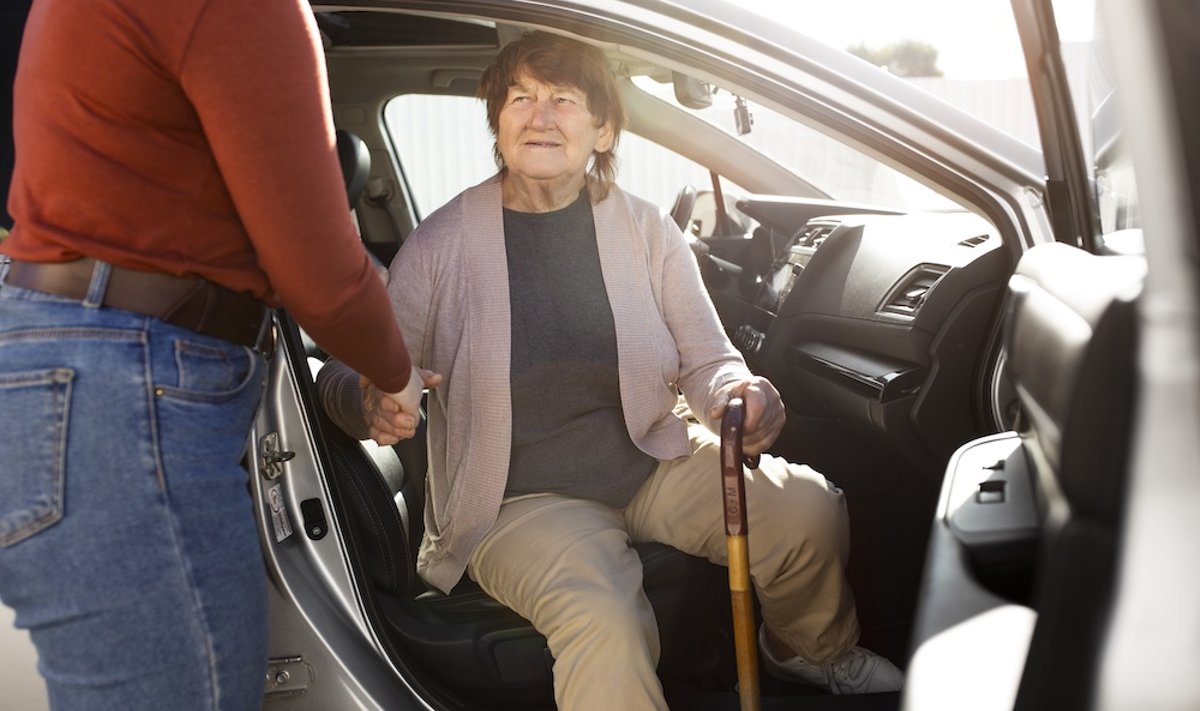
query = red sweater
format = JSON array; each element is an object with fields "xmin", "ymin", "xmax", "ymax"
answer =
[{"xmin": 4, "ymin": 0, "xmax": 410, "ymax": 391}]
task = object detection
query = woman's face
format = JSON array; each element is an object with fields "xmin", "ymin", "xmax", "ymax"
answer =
[{"xmin": 496, "ymin": 71, "xmax": 613, "ymax": 189}]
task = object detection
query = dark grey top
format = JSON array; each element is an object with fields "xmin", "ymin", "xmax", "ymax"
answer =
[{"xmin": 502, "ymin": 190, "xmax": 658, "ymax": 508}]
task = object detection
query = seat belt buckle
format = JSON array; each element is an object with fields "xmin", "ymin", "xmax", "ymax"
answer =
[{"xmin": 254, "ymin": 309, "xmax": 277, "ymax": 359}]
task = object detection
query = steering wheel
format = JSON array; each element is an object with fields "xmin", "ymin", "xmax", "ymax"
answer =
[{"xmin": 669, "ymin": 184, "xmax": 698, "ymax": 233}]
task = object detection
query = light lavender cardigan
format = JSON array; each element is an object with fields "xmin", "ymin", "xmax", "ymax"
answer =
[{"xmin": 317, "ymin": 174, "xmax": 749, "ymax": 593}]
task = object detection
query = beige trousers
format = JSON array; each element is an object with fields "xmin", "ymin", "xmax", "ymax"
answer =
[{"xmin": 466, "ymin": 423, "xmax": 860, "ymax": 711}]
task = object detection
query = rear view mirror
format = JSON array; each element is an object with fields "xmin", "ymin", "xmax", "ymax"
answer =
[{"xmin": 672, "ymin": 71, "xmax": 713, "ymax": 109}]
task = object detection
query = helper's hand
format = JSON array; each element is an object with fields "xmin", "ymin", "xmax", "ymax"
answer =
[
  {"xmin": 708, "ymin": 376, "xmax": 786, "ymax": 457},
  {"xmin": 359, "ymin": 367, "xmax": 443, "ymax": 446}
]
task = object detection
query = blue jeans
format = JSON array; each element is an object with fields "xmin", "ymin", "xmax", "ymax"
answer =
[{"xmin": 0, "ymin": 268, "xmax": 268, "ymax": 711}]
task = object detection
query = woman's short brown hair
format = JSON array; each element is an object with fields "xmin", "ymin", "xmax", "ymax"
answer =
[{"xmin": 477, "ymin": 31, "xmax": 625, "ymax": 201}]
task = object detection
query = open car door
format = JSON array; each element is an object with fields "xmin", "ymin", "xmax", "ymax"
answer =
[{"xmin": 904, "ymin": 1, "xmax": 1200, "ymax": 709}]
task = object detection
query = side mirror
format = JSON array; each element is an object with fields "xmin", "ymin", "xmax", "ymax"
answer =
[{"xmin": 672, "ymin": 71, "xmax": 712, "ymax": 109}]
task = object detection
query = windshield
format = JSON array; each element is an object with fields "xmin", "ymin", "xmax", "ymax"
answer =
[
  {"xmin": 630, "ymin": 76, "xmax": 960, "ymax": 212},
  {"xmin": 635, "ymin": 0, "xmax": 1047, "ymax": 212},
  {"xmin": 718, "ymin": 0, "xmax": 1038, "ymax": 146}
]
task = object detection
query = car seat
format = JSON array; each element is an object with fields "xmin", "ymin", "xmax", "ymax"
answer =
[{"xmin": 313, "ymin": 405, "xmax": 726, "ymax": 706}]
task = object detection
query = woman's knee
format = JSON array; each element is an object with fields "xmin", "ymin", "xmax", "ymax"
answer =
[
  {"xmin": 539, "ymin": 581, "xmax": 660, "ymax": 662},
  {"xmin": 747, "ymin": 457, "xmax": 850, "ymax": 564}
]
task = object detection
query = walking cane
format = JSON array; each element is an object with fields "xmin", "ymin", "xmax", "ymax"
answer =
[{"xmin": 721, "ymin": 397, "xmax": 761, "ymax": 711}]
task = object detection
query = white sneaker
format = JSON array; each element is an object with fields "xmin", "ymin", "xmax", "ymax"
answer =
[{"xmin": 758, "ymin": 626, "xmax": 904, "ymax": 694}]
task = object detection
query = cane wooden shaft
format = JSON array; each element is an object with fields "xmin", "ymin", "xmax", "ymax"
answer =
[
  {"xmin": 726, "ymin": 535, "xmax": 752, "ymax": 590},
  {"xmin": 722, "ymin": 399, "xmax": 760, "ymax": 711},
  {"xmin": 727, "ymin": 535, "xmax": 760, "ymax": 711}
]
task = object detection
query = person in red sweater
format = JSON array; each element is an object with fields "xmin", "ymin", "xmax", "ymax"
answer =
[{"xmin": 0, "ymin": 1, "xmax": 432, "ymax": 709}]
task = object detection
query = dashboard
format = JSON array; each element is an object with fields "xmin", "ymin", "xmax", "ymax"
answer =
[{"xmin": 717, "ymin": 196, "xmax": 1013, "ymax": 477}]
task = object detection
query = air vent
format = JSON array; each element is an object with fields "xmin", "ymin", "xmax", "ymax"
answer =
[
  {"xmin": 879, "ymin": 264, "xmax": 949, "ymax": 317},
  {"xmin": 958, "ymin": 234, "xmax": 989, "ymax": 248},
  {"xmin": 796, "ymin": 223, "xmax": 838, "ymax": 247}
]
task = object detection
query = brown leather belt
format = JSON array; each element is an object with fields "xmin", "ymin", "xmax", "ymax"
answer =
[{"xmin": 3, "ymin": 257, "xmax": 273, "ymax": 353}]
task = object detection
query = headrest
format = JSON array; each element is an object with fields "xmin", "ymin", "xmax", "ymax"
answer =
[{"xmin": 335, "ymin": 129, "xmax": 371, "ymax": 209}]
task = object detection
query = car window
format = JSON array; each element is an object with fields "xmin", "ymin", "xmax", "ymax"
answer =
[
  {"xmin": 1049, "ymin": 0, "xmax": 1142, "ymax": 253},
  {"xmin": 383, "ymin": 94, "xmax": 496, "ymax": 221},
  {"xmin": 384, "ymin": 93, "xmax": 736, "ymax": 221}
]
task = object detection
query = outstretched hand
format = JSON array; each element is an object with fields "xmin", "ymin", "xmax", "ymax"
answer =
[
  {"xmin": 359, "ymin": 367, "xmax": 443, "ymax": 446},
  {"xmin": 707, "ymin": 376, "xmax": 786, "ymax": 456}
]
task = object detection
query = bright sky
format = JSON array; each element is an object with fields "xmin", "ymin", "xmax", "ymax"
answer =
[{"xmin": 728, "ymin": 0, "xmax": 1097, "ymax": 80}]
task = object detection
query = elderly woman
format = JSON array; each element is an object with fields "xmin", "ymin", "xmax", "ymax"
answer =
[{"xmin": 318, "ymin": 31, "xmax": 901, "ymax": 709}]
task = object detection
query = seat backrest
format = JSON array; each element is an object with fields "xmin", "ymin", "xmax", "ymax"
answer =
[{"xmin": 1004, "ymin": 242, "xmax": 1145, "ymax": 710}]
